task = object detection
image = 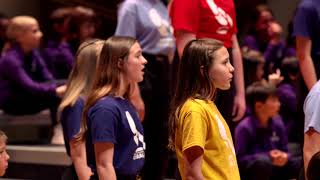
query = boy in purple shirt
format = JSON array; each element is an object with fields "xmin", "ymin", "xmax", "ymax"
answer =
[
  {"xmin": 0, "ymin": 16, "xmax": 65, "ymax": 126},
  {"xmin": 235, "ymin": 81, "xmax": 301, "ymax": 180}
]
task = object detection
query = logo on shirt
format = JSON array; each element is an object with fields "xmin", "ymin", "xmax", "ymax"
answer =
[
  {"xmin": 206, "ymin": 0, "xmax": 233, "ymax": 35},
  {"xmin": 270, "ymin": 131, "xmax": 280, "ymax": 142},
  {"xmin": 125, "ymin": 111, "xmax": 145, "ymax": 160}
]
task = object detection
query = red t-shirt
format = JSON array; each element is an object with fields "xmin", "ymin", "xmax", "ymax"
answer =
[{"xmin": 170, "ymin": 0, "xmax": 237, "ymax": 48}]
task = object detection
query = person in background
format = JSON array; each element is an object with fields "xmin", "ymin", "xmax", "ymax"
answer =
[
  {"xmin": 115, "ymin": 0, "xmax": 175, "ymax": 179},
  {"xmin": 306, "ymin": 151, "xmax": 320, "ymax": 180},
  {"xmin": 0, "ymin": 16, "xmax": 66, "ymax": 130},
  {"xmin": 77, "ymin": 36, "xmax": 147, "ymax": 180},
  {"xmin": 41, "ymin": 7, "xmax": 75, "ymax": 79},
  {"xmin": 303, "ymin": 79, "xmax": 320, "ymax": 179},
  {"xmin": 68, "ymin": 6, "xmax": 97, "ymax": 54},
  {"xmin": 0, "ymin": 130, "xmax": 9, "ymax": 177},
  {"xmin": 170, "ymin": 0, "xmax": 246, "ymax": 134},
  {"xmin": 235, "ymin": 81, "xmax": 301, "ymax": 180},
  {"xmin": 59, "ymin": 39, "xmax": 104, "ymax": 179},
  {"xmin": 169, "ymin": 39, "xmax": 240, "ymax": 180}
]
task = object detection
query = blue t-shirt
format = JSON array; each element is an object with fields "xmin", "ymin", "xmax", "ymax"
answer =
[
  {"xmin": 293, "ymin": 0, "xmax": 320, "ymax": 74},
  {"xmin": 304, "ymin": 80, "xmax": 320, "ymax": 133},
  {"xmin": 87, "ymin": 96, "xmax": 145, "ymax": 175},
  {"xmin": 115, "ymin": 0, "xmax": 175, "ymax": 56},
  {"xmin": 61, "ymin": 98, "xmax": 84, "ymax": 155}
]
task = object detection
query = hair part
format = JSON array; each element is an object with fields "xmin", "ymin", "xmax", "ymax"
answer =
[{"xmin": 168, "ymin": 38, "xmax": 224, "ymax": 149}]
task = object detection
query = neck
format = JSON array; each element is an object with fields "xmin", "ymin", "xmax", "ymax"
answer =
[
  {"xmin": 20, "ymin": 44, "xmax": 33, "ymax": 54},
  {"xmin": 117, "ymin": 74, "xmax": 129, "ymax": 98},
  {"xmin": 255, "ymin": 111, "xmax": 269, "ymax": 127}
]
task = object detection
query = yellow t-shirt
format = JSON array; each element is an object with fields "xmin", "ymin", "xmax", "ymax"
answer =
[{"xmin": 175, "ymin": 98, "xmax": 240, "ymax": 180}]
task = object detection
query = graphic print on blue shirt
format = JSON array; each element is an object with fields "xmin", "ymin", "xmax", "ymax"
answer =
[{"xmin": 88, "ymin": 96, "xmax": 145, "ymax": 175}]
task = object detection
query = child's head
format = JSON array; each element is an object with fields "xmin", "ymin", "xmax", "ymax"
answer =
[
  {"xmin": 246, "ymin": 81, "xmax": 280, "ymax": 118},
  {"xmin": 6, "ymin": 16, "xmax": 42, "ymax": 51},
  {"xmin": 69, "ymin": 6, "xmax": 96, "ymax": 42},
  {"xmin": 253, "ymin": 4, "xmax": 274, "ymax": 39},
  {"xmin": 49, "ymin": 7, "xmax": 73, "ymax": 39},
  {"xmin": 94, "ymin": 36, "xmax": 146, "ymax": 92},
  {"xmin": 242, "ymin": 48, "xmax": 265, "ymax": 87},
  {"xmin": 0, "ymin": 131, "xmax": 9, "ymax": 177},
  {"xmin": 59, "ymin": 39, "xmax": 104, "ymax": 110},
  {"xmin": 280, "ymin": 57, "xmax": 299, "ymax": 83},
  {"xmin": 307, "ymin": 151, "xmax": 320, "ymax": 180},
  {"xmin": 78, "ymin": 36, "xmax": 146, "ymax": 141},
  {"xmin": 177, "ymin": 38, "xmax": 234, "ymax": 100}
]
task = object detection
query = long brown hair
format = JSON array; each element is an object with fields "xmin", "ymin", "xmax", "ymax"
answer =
[
  {"xmin": 76, "ymin": 36, "xmax": 137, "ymax": 141},
  {"xmin": 168, "ymin": 38, "xmax": 224, "ymax": 149},
  {"xmin": 59, "ymin": 39, "xmax": 104, "ymax": 114}
]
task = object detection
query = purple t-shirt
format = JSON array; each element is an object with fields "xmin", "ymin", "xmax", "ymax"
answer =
[
  {"xmin": 0, "ymin": 45, "xmax": 56, "ymax": 107},
  {"xmin": 41, "ymin": 40, "xmax": 74, "ymax": 79},
  {"xmin": 87, "ymin": 96, "xmax": 145, "ymax": 175},
  {"xmin": 234, "ymin": 115, "xmax": 289, "ymax": 164}
]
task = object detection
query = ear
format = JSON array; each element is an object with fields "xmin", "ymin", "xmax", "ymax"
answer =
[{"xmin": 117, "ymin": 58, "xmax": 124, "ymax": 69}]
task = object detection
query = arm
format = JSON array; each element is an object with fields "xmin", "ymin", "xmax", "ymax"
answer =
[
  {"xmin": 70, "ymin": 140, "xmax": 93, "ymax": 180},
  {"xmin": 296, "ymin": 36, "xmax": 317, "ymax": 90},
  {"xmin": 304, "ymin": 129, "xmax": 320, "ymax": 179},
  {"xmin": 183, "ymin": 146, "xmax": 204, "ymax": 180},
  {"xmin": 231, "ymin": 35, "xmax": 246, "ymax": 121},
  {"xmin": 175, "ymin": 30, "xmax": 196, "ymax": 58},
  {"xmin": 95, "ymin": 142, "xmax": 116, "ymax": 180}
]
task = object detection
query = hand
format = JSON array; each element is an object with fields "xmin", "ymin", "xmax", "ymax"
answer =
[
  {"xmin": 270, "ymin": 149, "xmax": 288, "ymax": 167},
  {"xmin": 268, "ymin": 69, "xmax": 284, "ymax": 86},
  {"xmin": 55, "ymin": 85, "xmax": 67, "ymax": 98},
  {"xmin": 232, "ymin": 93, "xmax": 246, "ymax": 121},
  {"xmin": 268, "ymin": 22, "xmax": 283, "ymax": 44}
]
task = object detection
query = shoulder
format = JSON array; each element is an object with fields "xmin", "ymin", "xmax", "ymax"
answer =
[
  {"xmin": 236, "ymin": 116, "xmax": 253, "ymax": 129},
  {"xmin": 119, "ymin": 0, "xmax": 139, "ymax": 11},
  {"xmin": 180, "ymin": 98, "xmax": 209, "ymax": 114},
  {"xmin": 1, "ymin": 49, "xmax": 22, "ymax": 66}
]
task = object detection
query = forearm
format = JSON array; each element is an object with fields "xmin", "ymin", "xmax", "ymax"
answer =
[
  {"xmin": 175, "ymin": 30, "xmax": 196, "ymax": 58},
  {"xmin": 232, "ymin": 35, "xmax": 245, "ymax": 97},
  {"xmin": 73, "ymin": 158, "xmax": 92, "ymax": 180},
  {"xmin": 299, "ymin": 56, "xmax": 317, "ymax": 90},
  {"xmin": 97, "ymin": 164, "xmax": 116, "ymax": 180}
]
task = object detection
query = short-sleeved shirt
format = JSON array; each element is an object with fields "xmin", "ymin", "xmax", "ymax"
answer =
[
  {"xmin": 115, "ymin": 0, "xmax": 175, "ymax": 56},
  {"xmin": 60, "ymin": 98, "xmax": 85, "ymax": 156},
  {"xmin": 175, "ymin": 98, "xmax": 240, "ymax": 180},
  {"xmin": 304, "ymin": 80, "xmax": 320, "ymax": 133},
  {"xmin": 87, "ymin": 96, "xmax": 145, "ymax": 175},
  {"xmin": 170, "ymin": 0, "xmax": 237, "ymax": 48},
  {"xmin": 293, "ymin": 0, "xmax": 320, "ymax": 74}
]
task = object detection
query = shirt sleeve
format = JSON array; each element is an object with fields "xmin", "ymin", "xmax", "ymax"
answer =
[
  {"xmin": 304, "ymin": 90, "xmax": 320, "ymax": 133},
  {"xmin": 61, "ymin": 100, "xmax": 83, "ymax": 141},
  {"xmin": 181, "ymin": 111, "xmax": 207, "ymax": 152},
  {"xmin": 90, "ymin": 105, "xmax": 119, "ymax": 144},
  {"xmin": 293, "ymin": 3, "xmax": 315, "ymax": 38},
  {"xmin": 170, "ymin": 0, "xmax": 200, "ymax": 34},
  {"xmin": 115, "ymin": 2, "xmax": 137, "ymax": 37},
  {"xmin": 2, "ymin": 55, "xmax": 57, "ymax": 97}
]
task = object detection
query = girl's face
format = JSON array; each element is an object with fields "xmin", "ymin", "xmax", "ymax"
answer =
[
  {"xmin": 0, "ymin": 141, "xmax": 9, "ymax": 177},
  {"xmin": 258, "ymin": 96, "xmax": 280, "ymax": 118},
  {"xmin": 209, "ymin": 47, "xmax": 234, "ymax": 90},
  {"xmin": 122, "ymin": 42, "xmax": 147, "ymax": 83},
  {"xmin": 18, "ymin": 22, "xmax": 42, "ymax": 49},
  {"xmin": 79, "ymin": 21, "xmax": 95, "ymax": 42}
]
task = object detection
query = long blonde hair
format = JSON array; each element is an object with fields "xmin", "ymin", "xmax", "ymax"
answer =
[
  {"xmin": 59, "ymin": 39, "xmax": 104, "ymax": 114},
  {"xmin": 76, "ymin": 36, "xmax": 137, "ymax": 141}
]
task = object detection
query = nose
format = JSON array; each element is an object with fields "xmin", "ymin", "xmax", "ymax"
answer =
[
  {"xmin": 229, "ymin": 63, "xmax": 234, "ymax": 73},
  {"xmin": 142, "ymin": 55, "xmax": 147, "ymax": 65}
]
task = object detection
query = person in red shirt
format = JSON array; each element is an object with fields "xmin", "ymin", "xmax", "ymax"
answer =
[{"xmin": 170, "ymin": 0, "xmax": 245, "ymax": 126}]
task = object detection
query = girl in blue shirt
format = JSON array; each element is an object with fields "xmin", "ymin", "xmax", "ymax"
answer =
[{"xmin": 77, "ymin": 36, "xmax": 147, "ymax": 180}]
